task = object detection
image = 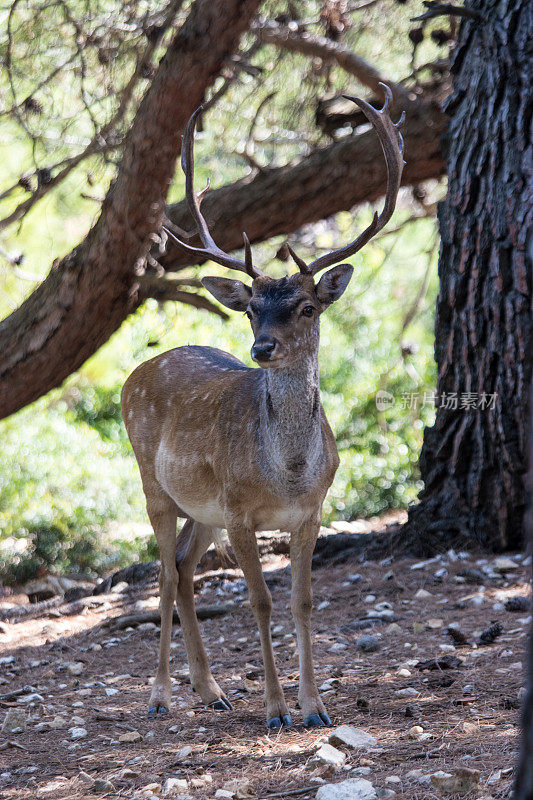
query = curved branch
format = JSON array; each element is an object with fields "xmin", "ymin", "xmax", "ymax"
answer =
[
  {"xmin": 162, "ymin": 95, "xmax": 445, "ymax": 271},
  {"xmin": 139, "ymin": 276, "xmax": 229, "ymax": 319},
  {"xmin": 0, "ymin": 0, "xmax": 262, "ymax": 420},
  {"xmin": 254, "ymin": 20, "xmax": 411, "ymax": 103}
]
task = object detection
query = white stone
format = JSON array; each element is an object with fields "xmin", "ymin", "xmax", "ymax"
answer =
[
  {"xmin": 493, "ymin": 557, "xmax": 518, "ymax": 573},
  {"xmin": 414, "ymin": 589, "xmax": 432, "ymax": 599},
  {"xmin": 329, "ymin": 726, "xmax": 377, "ymax": 751},
  {"xmin": 316, "ymin": 778, "xmax": 377, "ymax": 800},
  {"xmin": 66, "ymin": 662, "xmax": 84, "ymax": 676},
  {"xmin": 163, "ymin": 777, "xmax": 188, "ymax": 793},
  {"xmin": 69, "ymin": 727, "xmax": 88, "ymax": 739},
  {"xmin": 314, "ymin": 743, "xmax": 346, "ymax": 768}
]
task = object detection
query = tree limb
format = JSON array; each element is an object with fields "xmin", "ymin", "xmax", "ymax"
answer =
[
  {"xmin": 0, "ymin": 87, "xmax": 446, "ymax": 419},
  {"xmin": 161, "ymin": 95, "xmax": 446, "ymax": 271},
  {"xmin": 0, "ymin": 0, "xmax": 262, "ymax": 421},
  {"xmin": 253, "ymin": 20, "xmax": 411, "ymax": 103},
  {"xmin": 139, "ymin": 276, "xmax": 229, "ymax": 319}
]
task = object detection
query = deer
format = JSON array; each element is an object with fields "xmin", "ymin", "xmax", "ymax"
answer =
[{"xmin": 121, "ymin": 83, "xmax": 404, "ymax": 729}]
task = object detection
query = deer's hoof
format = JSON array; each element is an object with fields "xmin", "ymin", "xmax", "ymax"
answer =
[
  {"xmin": 303, "ymin": 712, "xmax": 332, "ymax": 728},
  {"xmin": 208, "ymin": 695, "xmax": 233, "ymax": 711},
  {"xmin": 267, "ymin": 714, "xmax": 292, "ymax": 729},
  {"xmin": 148, "ymin": 704, "xmax": 170, "ymax": 716}
]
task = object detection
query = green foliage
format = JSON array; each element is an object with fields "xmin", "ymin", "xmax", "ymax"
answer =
[{"xmin": 0, "ymin": 401, "xmax": 148, "ymax": 584}]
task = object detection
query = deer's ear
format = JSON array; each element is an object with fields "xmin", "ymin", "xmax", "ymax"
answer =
[
  {"xmin": 201, "ymin": 277, "xmax": 252, "ymax": 311},
  {"xmin": 315, "ymin": 264, "xmax": 354, "ymax": 306}
]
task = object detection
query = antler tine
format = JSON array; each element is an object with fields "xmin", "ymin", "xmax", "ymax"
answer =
[
  {"xmin": 166, "ymin": 106, "xmax": 263, "ymax": 279},
  {"xmin": 305, "ymin": 83, "xmax": 405, "ymax": 276},
  {"xmin": 286, "ymin": 244, "xmax": 311, "ymax": 274}
]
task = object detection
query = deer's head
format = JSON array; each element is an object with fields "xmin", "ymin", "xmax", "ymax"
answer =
[{"xmin": 165, "ymin": 85, "xmax": 405, "ymax": 369}]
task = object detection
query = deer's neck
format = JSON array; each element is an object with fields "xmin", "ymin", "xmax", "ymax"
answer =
[{"xmin": 260, "ymin": 346, "xmax": 323, "ymax": 481}]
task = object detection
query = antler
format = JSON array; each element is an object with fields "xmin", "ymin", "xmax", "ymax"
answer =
[
  {"xmin": 288, "ymin": 83, "xmax": 405, "ymax": 276},
  {"xmin": 163, "ymin": 106, "xmax": 263, "ymax": 279}
]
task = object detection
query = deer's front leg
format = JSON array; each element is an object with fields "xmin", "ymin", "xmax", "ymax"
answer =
[
  {"xmin": 290, "ymin": 517, "xmax": 331, "ymax": 728},
  {"xmin": 227, "ymin": 525, "xmax": 291, "ymax": 729}
]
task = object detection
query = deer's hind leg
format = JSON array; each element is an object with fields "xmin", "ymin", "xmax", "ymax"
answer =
[
  {"xmin": 175, "ymin": 520, "xmax": 232, "ymax": 711},
  {"xmin": 146, "ymin": 494, "xmax": 180, "ymax": 716}
]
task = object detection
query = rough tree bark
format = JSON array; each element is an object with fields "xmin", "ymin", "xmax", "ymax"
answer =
[
  {"xmin": 0, "ymin": 90, "xmax": 445, "ymax": 419},
  {"xmin": 404, "ymin": 0, "xmax": 532, "ymax": 552},
  {"xmin": 513, "ymin": 337, "xmax": 533, "ymax": 799},
  {"xmin": 0, "ymin": 0, "xmax": 262, "ymax": 420}
]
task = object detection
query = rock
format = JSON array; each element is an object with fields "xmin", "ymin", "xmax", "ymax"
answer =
[
  {"xmin": 69, "ymin": 726, "xmax": 88, "ymax": 739},
  {"xmin": 222, "ymin": 779, "xmax": 256, "ymax": 798},
  {"xmin": 397, "ymin": 668, "xmax": 411, "ymax": 678},
  {"xmin": 78, "ymin": 771, "xmax": 94, "ymax": 786},
  {"xmin": 427, "ymin": 619, "xmax": 443, "ymax": 629},
  {"xmin": 316, "ymin": 778, "xmax": 377, "ymax": 800},
  {"xmin": 93, "ymin": 778, "xmax": 115, "ymax": 792},
  {"xmin": 105, "ymin": 687, "xmax": 119, "ymax": 696},
  {"xmin": 163, "ymin": 777, "xmax": 189, "ymax": 793},
  {"xmin": 317, "ymin": 601, "xmax": 331, "ymax": 611},
  {"xmin": 313, "ymin": 743, "xmax": 347, "ymax": 768},
  {"xmin": 23, "ymin": 574, "xmax": 79, "ymax": 603},
  {"xmin": 215, "ymin": 792, "xmax": 234, "ymax": 799},
  {"xmin": 329, "ymin": 725, "xmax": 377, "ymax": 750},
  {"xmin": 144, "ymin": 730, "xmax": 156, "ymax": 742},
  {"xmin": 396, "ymin": 688, "xmax": 420, "ymax": 697},
  {"xmin": 17, "ymin": 693, "xmax": 44, "ymax": 704},
  {"xmin": 493, "ymin": 557, "xmax": 518, "ymax": 573},
  {"xmin": 414, "ymin": 589, "xmax": 432, "ymax": 599},
  {"xmin": 506, "ymin": 596, "xmax": 530, "ymax": 612},
  {"xmin": 385, "ymin": 776, "xmax": 401, "ymax": 784},
  {"xmin": 410, "ymin": 558, "xmax": 439, "ymax": 570},
  {"xmin": 430, "ymin": 768, "xmax": 480, "ymax": 794},
  {"xmin": 408, "ymin": 725, "xmax": 424, "ymax": 739},
  {"xmin": 49, "ymin": 714, "xmax": 67, "ymax": 729},
  {"xmin": 175, "ymin": 745, "xmax": 193, "ymax": 759},
  {"xmin": 319, "ymin": 678, "xmax": 341, "ymax": 692},
  {"xmin": 66, "ymin": 662, "xmax": 84, "ymax": 676},
  {"xmin": 118, "ymin": 730, "xmax": 142, "ymax": 743},
  {"xmin": 386, "ymin": 623, "xmax": 402, "ymax": 634},
  {"xmin": 356, "ymin": 635, "xmax": 380, "ymax": 653},
  {"xmin": 329, "ymin": 642, "xmax": 347, "ymax": 653},
  {"xmin": 406, "ymin": 770, "xmax": 431, "ymax": 786},
  {"xmin": 1, "ymin": 709, "xmax": 27, "ymax": 734},
  {"xmin": 377, "ymin": 790, "xmax": 396, "ymax": 798},
  {"xmin": 34, "ymin": 722, "xmax": 51, "ymax": 732},
  {"xmin": 142, "ymin": 784, "xmax": 162, "ymax": 794}
]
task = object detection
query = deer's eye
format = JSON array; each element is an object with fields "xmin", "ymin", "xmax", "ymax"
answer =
[{"xmin": 301, "ymin": 305, "xmax": 315, "ymax": 317}]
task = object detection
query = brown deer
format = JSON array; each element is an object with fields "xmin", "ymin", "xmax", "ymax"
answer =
[{"xmin": 121, "ymin": 84, "xmax": 404, "ymax": 729}]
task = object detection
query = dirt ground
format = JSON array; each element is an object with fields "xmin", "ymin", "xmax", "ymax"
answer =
[{"xmin": 0, "ymin": 524, "xmax": 531, "ymax": 800}]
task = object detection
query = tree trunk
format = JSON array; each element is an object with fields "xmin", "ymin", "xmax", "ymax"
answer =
[
  {"xmin": 513, "ymin": 344, "xmax": 533, "ymax": 798},
  {"xmin": 0, "ymin": 0, "xmax": 261, "ymax": 420},
  {"xmin": 405, "ymin": 0, "xmax": 532, "ymax": 552}
]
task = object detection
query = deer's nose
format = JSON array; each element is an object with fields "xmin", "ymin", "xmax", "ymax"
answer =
[{"xmin": 251, "ymin": 336, "xmax": 278, "ymax": 362}]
